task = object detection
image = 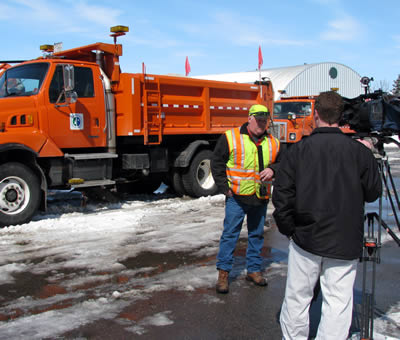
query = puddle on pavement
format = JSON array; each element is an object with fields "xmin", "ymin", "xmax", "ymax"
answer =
[
  {"xmin": 120, "ymin": 235, "xmax": 284, "ymax": 279},
  {"xmin": 120, "ymin": 250, "xmax": 214, "ymax": 277},
  {"xmin": 0, "ymin": 271, "xmax": 48, "ymax": 301},
  {"xmin": 0, "ymin": 256, "xmax": 90, "ymax": 305}
]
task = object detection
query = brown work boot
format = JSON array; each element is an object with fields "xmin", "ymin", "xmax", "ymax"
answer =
[
  {"xmin": 246, "ymin": 272, "xmax": 267, "ymax": 286},
  {"xmin": 216, "ymin": 269, "xmax": 229, "ymax": 294}
]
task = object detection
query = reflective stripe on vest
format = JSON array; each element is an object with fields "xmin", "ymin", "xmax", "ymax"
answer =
[{"xmin": 225, "ymin": 128, "xmax": 280, "ymax": 199}]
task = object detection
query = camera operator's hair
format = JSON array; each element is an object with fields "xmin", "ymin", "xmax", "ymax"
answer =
[{"xmin": 315, "ymin": 91, "xmax": 344, "ymax": 124}]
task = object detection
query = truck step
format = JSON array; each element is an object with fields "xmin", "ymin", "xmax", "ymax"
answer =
[
  {"xmin": 64, "ymin": 153, "xmax": 118, "ymax": 160},
  {"xmin": 69, "ymin": 179, "xmax": 116, "ymax": 189}
]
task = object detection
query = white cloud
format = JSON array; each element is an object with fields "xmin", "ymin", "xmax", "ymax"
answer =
[
  {"xmin": 174, "ymin": 50, "xmax": 206, "ymax": 58},
  {"xmin": 0, "ymin": 4, "xmax": 14, "ymax": 19},
  {"xmin": 206, "ymin": 11, "xmax": 308, "ymax": 47},
  {"xmin": 73, "ymin": 1, "xmax": 122, "ymax": 27},
  {"xmin": 12, "ymin": 0, "xmax": 63, "ymax": 23},
  {"xmin": 320, "ymin": 15, "xmax": 363, "ymax": 41},
  {"xmin": 126, "ymin": 35, "xmax": 180, "ymax": 49},
  {"xmin": 4, "ymin": 0, "xmax": 122, "ymax": 35}
]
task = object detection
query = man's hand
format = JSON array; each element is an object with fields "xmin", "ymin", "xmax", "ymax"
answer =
[
  {"xmin": 260, "ymin": 168, "xmax": 274, "ymax": 182},
  {"xmin": 225, "ymin": 189, "xmax": 233, "ymax": 197},
  {"xmin": 356, "ymin": 138, "xmax": 373, "ymax": 150}
]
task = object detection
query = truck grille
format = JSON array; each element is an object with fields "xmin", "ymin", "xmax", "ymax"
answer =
[{"xmin": 270, "ymin": 121, "xmax": 287, "ymax": 143}]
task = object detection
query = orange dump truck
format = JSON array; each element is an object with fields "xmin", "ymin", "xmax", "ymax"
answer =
[
  {"xmin": 272, "ymin": 96, "xmax": 353, "ymax": 145},
  {"xmin": 0, "ymin": 26, "xmax": 274, "ymax": 226}
]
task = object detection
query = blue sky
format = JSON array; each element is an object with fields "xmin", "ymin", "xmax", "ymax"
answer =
[{"xmin": 0, "ymin": 0, "xmax": 399, "ymax": 91}]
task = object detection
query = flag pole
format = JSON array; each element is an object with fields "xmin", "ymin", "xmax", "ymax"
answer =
[{"xmin": 258, "ymin": 45, "xmax": 263, "ymax": 97}]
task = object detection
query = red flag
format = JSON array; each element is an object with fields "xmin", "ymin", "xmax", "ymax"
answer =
[
  {"xmin": 185, "ymin": 56, "xmax": 191, "ymax": 76},
  {"xmin": 258, "ymin": 45, "xmax": 263, "ymax": 70}
]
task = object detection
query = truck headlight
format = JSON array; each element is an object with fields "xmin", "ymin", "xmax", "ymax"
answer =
[{"xmin": 289, "ymin": 133, "xmax": 297, "ymax": 141}]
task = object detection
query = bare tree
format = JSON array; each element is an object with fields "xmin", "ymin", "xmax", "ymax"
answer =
[
  {"xmin": 371, "ymin": 79, "xmax": 390, "ymax": 92},
  {"xmin": 392, "ymin": 74, "xmax": 400, "ymax": 95}
]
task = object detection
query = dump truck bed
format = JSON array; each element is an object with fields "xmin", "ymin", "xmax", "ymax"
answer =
[{"xmin": 115, "ymin": 73, "xmax": 273, "ymax": 144}]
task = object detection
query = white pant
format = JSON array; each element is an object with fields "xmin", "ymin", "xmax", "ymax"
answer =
[{"xmin": 280, "ymin": 240, "xmax": 357, "ymax": 340}]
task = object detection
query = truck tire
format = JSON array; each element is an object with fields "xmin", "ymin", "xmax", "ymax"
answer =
[
  {"xmin": 0, "ymin": 162, "xmax": 41, "ymax": 227},
  {"xmin": 171, "ymin": 169, "xmax": 186, "ymax": 197},
  {"xmin": 182, "ymin": 149, "xmax": 217, "ymax": 197}
]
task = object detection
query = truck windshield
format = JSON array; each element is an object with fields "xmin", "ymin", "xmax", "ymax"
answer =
[
  {"xmin": 0, "ymin": 63, "xmax": 49, "ymax": 98},
  {"xmin": 273, "ymin": 101, "xmax": 312, "ymax": 119}
]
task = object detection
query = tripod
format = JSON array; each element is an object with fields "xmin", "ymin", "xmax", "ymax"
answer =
[{"xmin": 360, "ymin": 157, "xmax": 400, "ymax": 340}]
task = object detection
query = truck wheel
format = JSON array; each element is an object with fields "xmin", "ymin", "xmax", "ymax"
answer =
[
  {"xmin": 182, "ymin": 150, "xmax": 217, "ymax": 197},
  {"xmin": 0, "ymin": 163, "xmax": 40, "ymax": 227},
  {"xmin": 171, "ymin": 169, "xmax": 186, "ymax": 197}
]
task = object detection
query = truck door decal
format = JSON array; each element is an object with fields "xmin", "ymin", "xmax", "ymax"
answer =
[{"xmin": 70, "ymin": 113, "xmax": 84, "ymax": 130}]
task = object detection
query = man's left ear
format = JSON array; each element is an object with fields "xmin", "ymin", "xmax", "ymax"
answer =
[{"xmin": 314, "ymin": 110, "xmax": 319, "ymax": 123}]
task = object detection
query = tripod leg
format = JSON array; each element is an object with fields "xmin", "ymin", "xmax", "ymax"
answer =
[
  {"xmin": 382, "ymin": 161, "xmax": 400, "ymax": 232},
  {"xmin": 385, "ymin": 160, "xmax": 400, "ymax": 211},
  {"xmin": 380, "ymin": 216, "xmax": 400, "ymax": 246},
  {"xmin": 369, "ymin": 212, "xmax": 400, "ymax": 247},
  {"xmin": 360, "ymin": 213, "xmax": 380, "ymax": 340},
  {"xmin": 361, "ymin": 258, "xmax": 374, "ymax": 339}
]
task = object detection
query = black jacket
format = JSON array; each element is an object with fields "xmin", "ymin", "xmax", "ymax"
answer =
[
  {"xmin": 272, "ymin": 127, "xmax": 382, "ymax": 260},
  {"xmin": 211, "ymin": 123, "xmax": 281, "ymax": 206}
]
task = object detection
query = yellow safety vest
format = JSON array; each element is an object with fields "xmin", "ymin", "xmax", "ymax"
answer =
[{"xmin": 225, "ymin": 128, "xmax": 280, "ymax": 199}]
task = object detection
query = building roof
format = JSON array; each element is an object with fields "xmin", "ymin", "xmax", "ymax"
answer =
[{"xmin": 194, "ymin": 62, "xmax": 363, "ymax": 100}]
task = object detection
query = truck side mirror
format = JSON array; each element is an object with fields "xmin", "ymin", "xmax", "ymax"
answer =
[
  {"xmin": 288, "ymin": 112, "xmax": 297, "ymax": 120},
  {"xmin": 63, "ymin": 65, "xmax": 75, "ymax": 92},
  {"xmin": 62, "ymin": 64, "xmax": 77, "ymax": 105},
  {"xmin": 65, "ymin": 91, "xmax": 78, "ymax": 104}
]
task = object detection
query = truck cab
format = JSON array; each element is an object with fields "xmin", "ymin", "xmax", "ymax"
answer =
[
  {"xmin": 0, "ymin": 56, "xmax": 113, "ymax": 226},
  {"xmin": 271, "ymin": 96, "xmax": 316, "ymax": 144},
  {"xmin": 0, "ymin": 59, "xmax": 108, "ymax": 151}
]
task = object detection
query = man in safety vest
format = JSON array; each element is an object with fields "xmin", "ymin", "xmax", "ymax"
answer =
[{"xmin": 211, "ymin": 104, "xmax": 281, "ymax": 294}]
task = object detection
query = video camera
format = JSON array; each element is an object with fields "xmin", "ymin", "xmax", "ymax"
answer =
[{"xmin": 340, "ymin": 77, "xmax": 400, "ymax": 137}]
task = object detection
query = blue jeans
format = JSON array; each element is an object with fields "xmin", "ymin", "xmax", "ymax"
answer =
[{"xmin": 216, "ymin": 196, "xmax": 267, "ymax": 273}]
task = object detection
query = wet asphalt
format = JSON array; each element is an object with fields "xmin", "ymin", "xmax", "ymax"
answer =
[
  {"xmin": 3, "ymin": 149, "xmax": 400, "ymax": 340},
  {"xmin": 0, "ymin": 202, "xmax": 398, "ymax": 340},
  {"xmin": 59, "ymin": 168, "xmax": 400, "ymax": 339},
  {"xmin": 52, "ymin": 221, "xmax": 290, "ymax": 340},
  {"xmin": 55, "ymin": 211, "xmax": 400, "ymax": 340}
]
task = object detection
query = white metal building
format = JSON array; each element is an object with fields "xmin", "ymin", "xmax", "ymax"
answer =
[{"xmin": 194, "ymin": 62, "xmax": 363, "ymax": 100}]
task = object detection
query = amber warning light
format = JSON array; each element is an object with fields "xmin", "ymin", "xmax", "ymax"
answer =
[
  {"xmin": 40, "ymin": 44, "xmax": 54, "ymax": 52},
  {"xmin": 110, "ymin": 25, "xmax": 129, "ymax": 44},
  {"xmin": 110, "ymin": 25, "xmax": 129, "ymax": 34}
]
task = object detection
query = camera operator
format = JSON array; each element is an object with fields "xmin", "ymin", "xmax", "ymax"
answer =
[{"xmin": 272, "ymin": 91, "xmax": 382, "ymax": 340}]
